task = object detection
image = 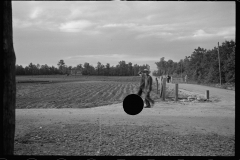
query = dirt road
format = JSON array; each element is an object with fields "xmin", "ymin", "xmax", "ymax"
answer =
[
  {"xmin": 15, "ymin": 83, "xmax": 235, "ymax": 156},
  {"xmin": 167, "ymin": 83, "xmax": 235, "ymax": 104}
]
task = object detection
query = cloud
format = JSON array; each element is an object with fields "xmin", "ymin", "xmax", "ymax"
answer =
[
  {"xmin": 100, "ymin": 23, "xmax": 177, "ymax": 32},
  {"xmin": 192, "ymin": 27, "xmax": 235, "ymax": 39},
  {"xmin": 172, "ymin": 27, "xmax": 235, "ymax": 41},
  {"xmin": 13, "ymin": 1, "xmax": 235, "ymax": 70},
  {"xmin": 64, "ymin": 54, "xmax": 162, "ymax": 74},
  {"xmin": 99, "ymin": 23, "xmax": 178, "ymax": 39},
  {"xmin": 216, "ymin": 26, "xmax": 235, "ymax": 37},
  {"xmin": 192, "ymin": 29, "xmax": 212, "ymax": 38},
  {"xmin": 66, "ymin": 54, "xmax": 159, "ymax": 64},
  {"xmin": 67, "ymin": 8, "xmax": 82, "ymax": 20},
  {"xmin": 172, "ymin": 30, "xmax": 212, "ymax": 41},
  {"xmin": 13, "ymin": 18, "xmax": 32, "ymax": 28},
  {"xmin": 129, "ymin": 57, "xmax": 160, "ymax": 62},
  {"xmin": 13, "ymin": 17, "xmax": 99, "ymax": 35},
  {"xmin": 133, "ymin": 24, "xmax": 176, "ymax": 33},
  {"xmin": 59, "ymin": 20, "xmax": 93, "ymax": 32},
  {"xmin": 13, "ymin": 18, "xmax": 57, "ymax": 32},
  {"xmin": 136, "ymin": 32, "xmax": 173, "ymax": 39},
  {"xmin": 100, "ymin": 22, "xmax": 180, "ymax": 39},
  {"xmin": 101, "ymin": 23, "xmax": 136, "ymax": 28},
  {"xmin": 29, "ymin": 7, "xmax": 43, "ymax": 19},
  {"xmin": 66, "ymin": 54, "xmax": 126, "ymax": 60},
  {"xmin": 145, "ymin": 14, "xmax": 156, "ymax": 21}
]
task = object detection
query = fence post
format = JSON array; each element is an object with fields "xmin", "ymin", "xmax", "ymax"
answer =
[
  {"xmin": 206, "ymin": 90, "xmax": 209, "ymax": 100},
  {"xmin": 159, "ymin": 78, "xmax": 162, "ymax": 98},
  {"xmin": 175, "ymin": 83, "xmax": 178, "ymax": 101},
  {"xmin": 162, "ymin": 77, "xmax": 166, "ymax": 101},
  {"xmin": 156, "ymin": 78, "xmax": 158, "ymax": 94}
]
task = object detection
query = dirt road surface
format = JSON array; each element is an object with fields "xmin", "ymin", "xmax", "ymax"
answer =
[{"xmin": 15, "ymin": 83, "xmax": 235, "ymax": 156}]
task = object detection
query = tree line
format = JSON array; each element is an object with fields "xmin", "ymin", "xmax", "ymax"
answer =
[
  {"xmin": 16, "ymin": 60, "xmax": 150, "ymax": 76},
  {"xmin": 153, "ymin": 40, "xmax": 235, "ymax": 84}
]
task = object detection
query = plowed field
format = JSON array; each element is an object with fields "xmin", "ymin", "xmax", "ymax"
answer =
[{"xmin": 16, "ymin": 76, "xmax": 192, "ymax": 109}]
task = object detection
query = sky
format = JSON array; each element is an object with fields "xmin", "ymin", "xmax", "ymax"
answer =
[{"xmin": 12, "ymin": 1, "xmax": 235, "ymax": 74}]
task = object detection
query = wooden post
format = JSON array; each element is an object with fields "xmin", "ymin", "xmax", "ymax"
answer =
[
  {"xmin": 205, "ymin": 90, "xmax": 209, "ymax": 100},
  {"xmin": 162, "ymin": 77, "xmax": 166, "ymax": 101},
  {"xmin": 159, "ymin": 78, "xmax": 162, "ymax": 98},
  {"xmin": 175, "ymin": 83, "xmax": 178, "ymax": 101},
  {"xmin": 156, "ymin": 78, "xmax": 158, "ymax": 94}
]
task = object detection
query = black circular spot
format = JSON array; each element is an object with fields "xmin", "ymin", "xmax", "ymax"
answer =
[{"xmin": 123, "ymin": 94, "xmax": 144, "ymax": 115}]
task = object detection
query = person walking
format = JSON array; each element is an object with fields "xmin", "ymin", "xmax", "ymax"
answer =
[
  {"xmin": 167, "ymin": 75, "xmax": 170, "ymax": 83},
  {"xmin": 142, "ymin": 69, "xmax": 155, "ymax": 108},
  {"xmin": 185, "ymin": 74, "xmax": 188, "ymax": 83}
]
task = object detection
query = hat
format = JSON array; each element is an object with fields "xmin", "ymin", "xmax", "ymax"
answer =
[{"xmin": 142, "ymin": 69, "xmax": 150, "ymax": 73}]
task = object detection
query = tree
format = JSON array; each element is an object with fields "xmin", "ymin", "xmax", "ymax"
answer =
[
  {"xmin": 36, "ymin": 64, "xmax": 40, "ymax": 74},
  {"xmin": 67, "ymin": 66, "xmax": 72, "ymax": 75},
  {"xmin": 155, "ymin": 57, "xmax": 167, "ymax": 76},
  {"xmin": 96, "ymin": 62, "xmax": 102, "ymax": 75},
  {"xmin": 28, "ymin": 62, "xmax": 34, "ymax": 75},
  {"xmin": 105, "ymin": 63, "xmax": 110, "ymax": 76},
  {"xmin": 118, "ymin": 61, "xmax": 127, "ymax": 76},
  {"xmin": 28, "ymin": 63, "xmax": 38, "ymax": 75},
  {"xmin": 166, "ymin": 59, "xmax": 174, "ymax": 75},
  {"xmin": 82, "ymin": 62, "xmax": 90, "ymax": 75},
  {"xmin": 16, "ymin": 65, "xmax": 25, "ymax": 75},
  {"xmin": 224, "ymin": 52, "xmax": 235, "ymax": 83},
  {"xmin": 220, "ymin": 40, "xmax": 235, "ymax": 83},
  {"xmin": 3, "ymin": 1, "xmax": 16, "ymax": 155},
  {"xmin": 88, "ymin": 64, "xmax": 96, "ymax": 75},
  {"xmin": 61, "ymin": 64, "xmax": 68, "ymax": 75},
  {"xmin": 76, "ymin": 64, "xmax": 83, "ymax": 72},
  {"xmin": 57, "ymin": 60, "xmax": 65, "ymax": 74},
  {"xmin": 153, "ymin": 40, "xmax": 235, "ymax": 84},
  {"xmin": 128, "ymin": 62, "xmax": 133, "ymax": 76}
]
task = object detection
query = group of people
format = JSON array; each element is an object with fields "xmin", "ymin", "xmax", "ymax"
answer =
[
  {"xmin": 160, "ymin": 74, "xmax": 188, "ymax": 83},
  {"xmin": 137, "ymin": 69, "xmax": 155, "ymax": 108}
]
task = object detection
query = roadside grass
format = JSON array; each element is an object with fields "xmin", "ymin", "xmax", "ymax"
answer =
[{"xmin": 186, "ymin": 80, "xmax": 235, "ymax": 91}]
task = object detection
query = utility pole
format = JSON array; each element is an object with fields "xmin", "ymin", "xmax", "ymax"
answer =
[
  {"xmin": 181, "ymin": 60, "xmax": 182, "ymax": 79},
  {"xmin": 218, "ymin": 42, "xmax": 221, "ymax": 86}
]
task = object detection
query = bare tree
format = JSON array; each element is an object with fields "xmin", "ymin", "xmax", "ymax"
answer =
[{"xmin": 2, "ymin": 1, "xmax": 16, "ymax": 155}]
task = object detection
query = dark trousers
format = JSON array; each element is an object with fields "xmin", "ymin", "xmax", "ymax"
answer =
[
  {"xmin": 144, "ymin": 92, "xmax": 154, "ymax": 107},
  {"xmin": 137, "ymin": 89, "xmax": 154, "ymax": 107},
  {"xmin": 137, "ymin": 88, "xmax": 143, "ymax": 96}
]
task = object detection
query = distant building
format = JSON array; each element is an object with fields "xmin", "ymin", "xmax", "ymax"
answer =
[{"xmin": 70, "ymin": 69, "xmax": 82, "ymax": 75}]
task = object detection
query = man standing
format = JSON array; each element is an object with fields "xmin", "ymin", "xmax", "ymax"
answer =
[{"xmin": 142, "ymin": 69, "xmax": 155, "ymax": 108}]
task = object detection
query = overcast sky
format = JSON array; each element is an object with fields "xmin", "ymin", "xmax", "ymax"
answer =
[{"xmin": 12, "ymin": 1, "xmax": 235, "ymax": 73}]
